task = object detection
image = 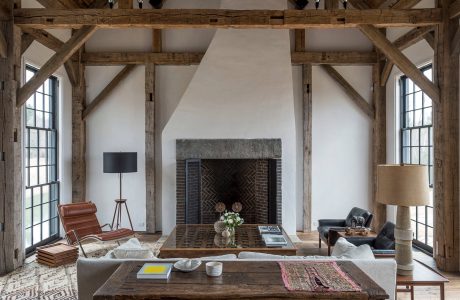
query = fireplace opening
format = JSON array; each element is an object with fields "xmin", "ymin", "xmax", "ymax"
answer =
[{"xmin": 178, "ymin": 159, "xmax": 280, "ymax": 225}]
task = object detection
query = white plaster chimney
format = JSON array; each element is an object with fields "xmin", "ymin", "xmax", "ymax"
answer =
[{"xmin": 161, "ymin": 0, "xmax": 297, "ymax": 234}]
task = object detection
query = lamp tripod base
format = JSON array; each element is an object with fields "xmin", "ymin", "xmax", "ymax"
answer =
[
  {"xmin": 395, "ymin": 205, "xmax": 414, "ymax": 275},
  {"xmin": 111, "ymin": 199, "xmax": 134, "ymax": 231}
]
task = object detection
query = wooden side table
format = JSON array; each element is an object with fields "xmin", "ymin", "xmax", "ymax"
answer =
[{"xmin": 396, "ymin": 260, "xmax": 449, "ymax": 300}]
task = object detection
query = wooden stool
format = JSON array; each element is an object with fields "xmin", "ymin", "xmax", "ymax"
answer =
[{"xmin": 111, "ymin": 199, "xmax": 134, "ymax": 231}]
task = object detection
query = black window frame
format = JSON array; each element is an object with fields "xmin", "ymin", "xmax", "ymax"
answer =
[
  {"xmin": 399, "ymin": 64, "xmax": 433, "ymax": 255},
  {"xmin": 24, "ymin": 65, "xmax": 61, "ymax": 255}
]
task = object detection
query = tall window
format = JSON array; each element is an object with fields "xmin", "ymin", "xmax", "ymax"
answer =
[
  {"xmin": 24, "ymin": 66, "xmax": 60, "ymax": 254},
  {"xmin": 400, "ymin": 64, "xmax": 433, "ymax": 253}
]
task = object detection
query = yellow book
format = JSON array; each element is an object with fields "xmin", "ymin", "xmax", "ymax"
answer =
[{"xmin": 137, "ymin": 263, "xmax": 173, "ymax": 279}]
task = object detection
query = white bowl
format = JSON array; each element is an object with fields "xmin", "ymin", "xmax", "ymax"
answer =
[
  {"xmin": 206, "ymin": 261, "xmax": 223, "ymax": 277},
  {"xmin": 174, "ymin": 259, "xmax": 202, "ymax": 272}
]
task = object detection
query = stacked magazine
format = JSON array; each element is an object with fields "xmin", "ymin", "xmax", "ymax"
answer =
[{"xmin": 258, "ymin": 226, "xmax": 287, "ymax": 247}]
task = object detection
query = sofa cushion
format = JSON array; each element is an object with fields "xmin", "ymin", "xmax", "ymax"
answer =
[
  {"xmin": 331, "ymin": 237, "xmax": 375, "ymax": 260},
  {"xmin": 200, "ymin": 254, "xmax": 237, "ymax": 260}
]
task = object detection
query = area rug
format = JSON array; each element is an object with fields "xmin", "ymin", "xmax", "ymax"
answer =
[
  {"xmin": 279, "ymin": 261, "xmax": 362, "ymax": 293},
  {"xmin": 0, "ymin": 236, "xmax": 167, "ymax": 300}
]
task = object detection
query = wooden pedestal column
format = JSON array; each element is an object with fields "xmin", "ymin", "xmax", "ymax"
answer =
[
  {"xmin": 0, "ymin": 0, "xmax": 24, "ymax": 275},
  {"xmin": 433, "ymin": 0, "xmax": 460, "ymax": 272}
]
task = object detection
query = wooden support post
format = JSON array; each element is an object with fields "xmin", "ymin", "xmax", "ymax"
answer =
[
  {"xmin": 359, "ymin": 24, "xmax": 440, "ymax": 104},
  {"xmin": 0, "ymin": 31, "xmax": 7, "ymax": 58},
  {"xmin": 372, "ymin": 56, "xmax": 387, "ymax": 232},
  {"xmin": 321, "ymin": 65, "xmax": 375, "ymax": 118},
  {"xmin": 72, "ymin": 55, "xmax": 86, "ymax": 203},
  {"xmin": 302, "ymin": 64, "xmax": 312, "ymax": 233},
  {"xmin": 0, "ymin": 0, "xmax": 23, "ymax": 275},
  {"xmin": 17, "ymin": 25, "xmax": 96, "ymax": 107},
  {"xmin": 433, "ymin": 0, "xmax": 460, "ymax": 272}
]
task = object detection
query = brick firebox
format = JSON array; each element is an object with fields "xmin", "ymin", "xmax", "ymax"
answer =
[{"xmin": 176, "ymin": 139, "xmax": 282, "ymax": 225}]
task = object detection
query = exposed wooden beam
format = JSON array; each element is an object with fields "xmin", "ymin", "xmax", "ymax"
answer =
[
  {"xmin": 321, "ymin": 65, "xmax": 375, "ymax": 118},
  {"xmin": 17, "ymin": 25, "xmax": 97, "ymax": 107},
  {"xmin": 145, "ymin": 63, "xmax": 156, "ymax": 233},
  {"xmin": 21, "ymin": 32, "xmax": 34, "ymax": 55},
  {"xmin": 21, "ymin": 28, "xmax": 64, "ymax": 52},
  {"xmin": 348, "ymin": 0, "xmax": 371, "ymax": 9},
  {"xmin": 380, "ymin": 26, "xmax": 434, "ymax": 86},
  {"xmin": 118, "ymin": 0, "xmax": 133, "ymax": 9},
  {"xmin": 451, "ymin": 27, "xmax": 460, "ymax": 56},
  {"xmin": 423, "ymin": 31, "xmax": 435, "ymax": 49},
  {"xmin": 35, "ymin": 0, "xmax": 68, "ymax": 9},
  {"xmin": 450, "ymin": 0, "xmax": 460, "ymax": 19},
  {"xmin": 13, "ymin": 8, "xmax": 442, "ymax": 29},
  {"xmin": 295, "ymin": 29, "xmax": 305, "ymax": 52},
  {"xmin": 366, "ymin": 0, "xmax": 392, "ymax": 8},
  {"xmin": 391, "ymin": 0, "xmax": 422, "ymax": 9},
  {"xmin": 302, "ymin": 64, "xmax": 312, "ymax": 233},
  {"xmin": 325, "ymin": 0, "xmax": 339, "ymax": 9},
  {"xmin": 359, "ymin": 24, "xmax": 439, "ymax": 103},
  {"xmin": 81, "ymin": 51, "xmax": 378, "ymax": 66},
  {"xmin": 0, "ymin": 31, "xmax": 6, "ymax": 58},
  {"xmin": 82, "ymin": 65, "xmax": 135, "ymax": 119}
]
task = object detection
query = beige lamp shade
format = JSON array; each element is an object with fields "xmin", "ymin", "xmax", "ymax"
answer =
[{"xmin": 377, "ymin": 164, "xmax": 430, "ymax": 206}]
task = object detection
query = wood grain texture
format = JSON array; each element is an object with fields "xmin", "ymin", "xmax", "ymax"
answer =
[
  {"xmin": 372, "ymin": 58, "xmax": 387, "ymax": 233},
  {"xmin": 81, "ymin": 51, "xmax": 378, "ymax": 66},
  {"xmin": 0, "ymin": 31, "xmax": 6, "ymax": 58},
  {"xmin": 325, "ymin": 0, "xmax": 339, "ymax": 9},
  {"xmin": 451, "ymin": 27, "xmax": 460, "ymax": 56},
  {"xmin": 450, "ymin": 0, "xmax": 460, "ymax": 19},
  {"xmin": 303, "ymin": 64, "xmax": 312, "ymax": 233},
  {"xmin": 391, "ymin": 0, "xmax": 422, "ymax": 9},
  {"xmin": 433, "ymin": 0, "xmax": 460, "ymax": 272},
  {"xmin": 380, "ymin": 26, "xmax": 434, "ymax": 86},
  {"xmin": 321, "ymin": 65, "xmax": 375, "ymax": 118},
  {"xmin": 71, "ymin": 57, "xmax": 87, "ymax": 203},
  {"xmin": 145, "ymin": 63, "xmax": 156, "ymax": 233},
  {"xmin": 348, "ymin": 0, "xmax": 371, "ymax": 9},
  {"xmin": 359, "ymin": 24, "xmax": 440, "ymax": 104},
  {"xmin": 17, "ymin": 25, "xmax": 96, "ymax": 107},
  {"xmin": 118, "ymin": 0, "xmax": 133, "ymax": 9},
  {"xmin": 82, "ymin": 65, "xmax": 135, "ymax": 119},
  {"xmin": 93, "ymin": 261, "xmax": 388, "ymax": 299},
  {"xmin": 0, "ymin": 0, "xmax": 23, "ymax": 275},
  {"xmin": 13, "ymin": 8, "xmax": 442, "ymax": 29}
]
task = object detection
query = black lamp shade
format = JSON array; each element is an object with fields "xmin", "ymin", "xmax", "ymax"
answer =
[{"xmin": 103, "ymin": 152, "xmax": 137, "ymax": 173}]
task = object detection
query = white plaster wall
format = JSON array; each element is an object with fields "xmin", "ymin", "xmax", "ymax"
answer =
[{"xmin": 161, "ymin": 0, "xmax": 298, "ymax": 234}]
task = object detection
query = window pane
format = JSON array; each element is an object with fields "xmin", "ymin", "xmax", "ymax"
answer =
[
  {"xmin": 26, "ymin": 109, "xmax": 35, "ymax": 127},
  {"xmin": 408, "ymin": 79, "xmax": 414, "ymax": 93},
  {"xmin": 420, "ymin": 128, "xmax": 429, "ymax": 146},
  {"xmin": 406, "ymin": 111, "xmax": 413, "ymax": 127},
  {"xmin": 25, "ymin": 228, "xmax": 32, "ymax": 249},
  {"xmin": 414, "ymin": 110, "xmax": 423, "ymax": 126},
  {"xmin": 33, "ymin": 205, "xmax": 41, "ymax": 225},
  {"xmin": 44, "ymin": 79, "xmax": 50, "ymax": 95},
  {"xmin": 414, "ymin": 92, "xmax": 423, "ymax": 109},
  {"xmin": 25, "ymin": 189, "xmax": 32, "ymax": 209},
  {"xmin": 25, "ymin": 208, "xmax": 32, "ymax": 228},
  {"xmin": 39, "ymin": 148, "xmax": 47, "ymax": 166},
  {"xmin": 427, "ymin": 227, "xmax": 434, "ymax": 247},
  {"xmin": 39, "ymin": 130, "xmax": 47, "ymax": 148},
  {"xmin": 411, "ymin": 147, "xmax": 419, "ymax": 164},
  {"xmin": 36, "ymin": 111, "xmax": 44, "ymax": 128},
  {"xmin": 33, "ymin": 224, "xmax": 41, "ymax": 245},
  {"xmin": 423, "ymin": 68, "xmax": 432, "ymax": 80},
  {"xmin": 420, "ymin": 147, "xmax": 429, "ymax": 165},
  {"xmin": 42, "ymin": 185, "xmax": 50, "ymax": 204},
  {"xmin": 30, "ymin": 129, "xmax": 38, "ymax": 147},
  {"xmin": 402, "ymin": 130, "xmax": 410, "ymax": 146},
  {"xmin": 42, "ymin": 221, "xmax": 50, "ymax": 240},
  {"xmin": 36, "ymin": 92, "xmax": 43, "ymax": 111},
  {"xmin": 423, "ymin": 107, "xmax": 432, "ymax": 125},
  {"xmin": 33, "ymin": 187, "xmax": 41, "ymax": 206},
  {"xmin": 411, "ymin": 129, "xmax": 419, "ymax": 146},
  {"xmin": 424, "ymin": 96, "xmax": 432, "ymax": 108},
  {"xmin": 406, "ymin": 93, "xmax": 414, "ymax": 111}
]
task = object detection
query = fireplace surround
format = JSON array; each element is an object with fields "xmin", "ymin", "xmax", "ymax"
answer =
[{"xmin": 176, "ymin": 139, "xmax": 282, "ymax": 225}]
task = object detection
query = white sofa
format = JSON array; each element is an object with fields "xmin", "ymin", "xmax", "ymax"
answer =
[{"xmin": 77, "ymin": 254, "xmax": 396, "ymax": 300}]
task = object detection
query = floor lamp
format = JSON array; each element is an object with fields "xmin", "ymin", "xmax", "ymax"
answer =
[
  {"xmin": 103, "ymin": 152, "xmax": 137, "ymax": 231},
  {"xmin": 377, "ymin": 164, "xmax": 430, "ymax": 275}
]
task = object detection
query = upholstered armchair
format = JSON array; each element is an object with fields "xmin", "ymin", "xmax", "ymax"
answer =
[
  {"xmin": 317, "ymin": 207, "xmax": 373, "ymax": 254},
  {"xmin": 343, "ymin": 221, "xmax": 396, "ymax": 257}
]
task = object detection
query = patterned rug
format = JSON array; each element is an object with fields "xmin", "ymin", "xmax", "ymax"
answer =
[{"xmin": 0, "ymin": 236, "xmax": 167, "ymax": 300}]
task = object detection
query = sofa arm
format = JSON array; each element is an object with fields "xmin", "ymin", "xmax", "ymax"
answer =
[{"xmin": 318, "ymin": 219, "xmax": 346, "ymax": 227}]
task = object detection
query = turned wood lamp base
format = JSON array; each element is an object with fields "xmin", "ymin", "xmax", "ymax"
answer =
[{"xmin": 395, "ymin": 205, "xmax": 414, "ymax": 275}]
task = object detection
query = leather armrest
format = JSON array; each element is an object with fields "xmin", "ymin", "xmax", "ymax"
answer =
[{"xmin": 318, "ymin": 219, "xmax": 346, "ymax": 227}]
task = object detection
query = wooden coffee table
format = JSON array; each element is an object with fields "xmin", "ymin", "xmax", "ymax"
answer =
[
  {"xmin": 93, "ymin": 261, "xmax": 389, "ymax": 299},
  {"xmin": 159, "ymin": 224, "xmax": 297, "ymax": 258},
  {"xmin": 396, "ymin": 260, "xmax": 449, "ymax": 300}
]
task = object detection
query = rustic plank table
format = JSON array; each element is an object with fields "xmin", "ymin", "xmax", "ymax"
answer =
[
  {"xmin": 93, "ymin": 261, "xmax": 388, "ymax": 300},
  {"xmin": 159, "ymin": 224, "xmax": 297, "ymax": 258}
]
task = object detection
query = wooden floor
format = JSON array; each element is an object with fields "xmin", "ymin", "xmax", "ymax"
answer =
[{"xmin": 296, "ymin": 231, "xmax": 460, "ymax": 300}]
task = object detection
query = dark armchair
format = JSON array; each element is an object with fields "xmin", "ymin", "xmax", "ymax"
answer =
[
  {"xmin": 344, "ymin": 221, "xmax": 396, "ymax": 257},
  {"xmin": 317, "ymin": 207, "xmax": 373, "ymax": 255}
]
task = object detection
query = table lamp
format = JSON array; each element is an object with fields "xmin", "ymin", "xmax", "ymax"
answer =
[
  {"xmin": 103, "ymin": 152, "xmax": 137, "ymax": 230},
  {"xmin": 377, "ymin": 164, "xmax": 430, "ymax": 275}
]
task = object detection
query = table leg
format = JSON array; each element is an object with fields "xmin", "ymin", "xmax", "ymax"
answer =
[
  {"xmin": 410, "ymin": 285, "xmax": 414, "ymax": 300},
  {"xmin": 440, "ymin": 283, "xmax": 445, "ymax": 300},
  {"xmin": 328, "ymin": 245, "xmax": 331, "ymax": 256}
]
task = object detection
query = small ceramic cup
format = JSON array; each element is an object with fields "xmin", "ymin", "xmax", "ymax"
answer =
[{"xmin": 206, "ymin": 261, "xmax": 223, "ymax": 277}]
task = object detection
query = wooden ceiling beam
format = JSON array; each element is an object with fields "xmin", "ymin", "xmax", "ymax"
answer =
[
  {"xmin": 83, "ymin": 65, "xmax": 136, "ymax": 119},
  {"xmin": 13, "ymin": 8, "xmax": 442, "ymax": 29},
  {"xmin": 21, "ymin": 28, "xmax": 64, "ymax": 52},
  {"xmin": 348, "ymin": 0, "xmax": 371, "ymax": 9},
  {"xmin": 321, "ymin": 65, "xmax": 375, "ymax": 118},
  {"xmin": 81, "ymin": 51, "xmax": 378, "ymax": 66},
  {"xmin": 359, "ymin": 24, "xmax": 439, "ymax": 103},
  {"xmin": 424, "ymin": 31, "xmax": 435, "ymax": 49},
  {"xmin": 17, "ymin": 25, "xmax": 97, "ymax": 107},
  {"xmin": 450, "ymin": 0, "xmax": 460, "ymax": 19},
  {"xmin": 390, "ymin": 0, "xmax": 422, "ymax": 9}
]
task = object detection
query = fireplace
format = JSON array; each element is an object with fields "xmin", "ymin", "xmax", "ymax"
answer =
[{"xmin": 176, "ymin": 139, "xmax": 282, "ymax": 225}]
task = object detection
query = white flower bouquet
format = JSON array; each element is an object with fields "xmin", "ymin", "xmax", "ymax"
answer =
[{"xmin": 220, "ymin": 211, "xmax": 244, "ymax": 230}]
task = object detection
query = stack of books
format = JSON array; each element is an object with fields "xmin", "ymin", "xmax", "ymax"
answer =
[
  {"xmin": 37, "ymin": 243, "xmax": 79, "ymax": 267},
  {"xmin": 258, "ymin": 226, "xmax": 288, "ymax": 247},
  {"xmin": 137, "ymin": 263, "xmax": 173, "ymax": 279}
]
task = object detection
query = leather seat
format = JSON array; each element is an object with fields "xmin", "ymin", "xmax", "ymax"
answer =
[
  {"xmin": 58, "ymin": 202, "xmax": 134, "ymax": 257},
  {"xmin": 317, "ymin": 207, "xmax": 373, "ymax": 255}
]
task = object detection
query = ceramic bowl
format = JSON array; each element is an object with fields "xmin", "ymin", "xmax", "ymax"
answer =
[
  {"xmin": 174, "ymin": 259, "xmax": 202, "ymax": 272},
  {"xmin": 206, "ymin": 261, "xmax": 223, "ymax": 277}
]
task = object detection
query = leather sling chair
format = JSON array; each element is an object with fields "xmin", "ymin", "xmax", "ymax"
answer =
[{"xmin": 58, "ymin": 202, "xmax": 134, "ymax": 257}]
